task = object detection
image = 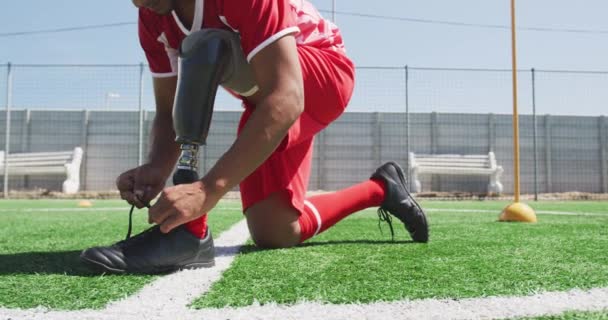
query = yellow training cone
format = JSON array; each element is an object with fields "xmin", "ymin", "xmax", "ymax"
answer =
[
  {"xmin": 499, "ymin": 202, "xmax": 537, "ymax": 223},
  {"xmin": 78, "ymin": 200, "xmax": 93, "ymax": 208}
]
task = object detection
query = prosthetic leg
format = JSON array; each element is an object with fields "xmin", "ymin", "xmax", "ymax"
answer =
[{"xmin": 172, "ymin": 29, "xmax": 257, "ymax": 186}]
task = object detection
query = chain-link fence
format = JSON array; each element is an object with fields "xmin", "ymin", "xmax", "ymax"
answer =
[{"xmin": 0, "ymin": 63, "xmax": 607, "ymax": 198}]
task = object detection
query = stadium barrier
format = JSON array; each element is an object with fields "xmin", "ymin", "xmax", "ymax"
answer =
[{"xmin": 0, "ymin": 64, "xmax": 606, "ymax": 198}]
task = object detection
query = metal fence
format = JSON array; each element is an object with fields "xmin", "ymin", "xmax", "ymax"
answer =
[{"xmin": 1, "ymin": 63, "xmax": 607, "ymax": 197}]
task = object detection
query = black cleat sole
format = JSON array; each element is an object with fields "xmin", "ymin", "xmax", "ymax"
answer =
[
  {"xmin": 80, "ymin": 255, "xmax": 126, "ymax": 274},
  {"xmin": 80, "ymin": 255, "xmax": 215, "ymax": 275}
]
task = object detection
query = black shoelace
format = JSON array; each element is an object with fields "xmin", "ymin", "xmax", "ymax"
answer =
[
  {"xmin": 377, "ymin": 207, "xmax": 395, "ymax": 241},
  {"xmin": 125, "ymin": 201, "xmax": 151, "ymax": 240}
]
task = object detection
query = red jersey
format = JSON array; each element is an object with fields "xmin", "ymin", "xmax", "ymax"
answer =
[{"xmin": 139, "ymin": 0, "xmax": 346, "ymax": 79}]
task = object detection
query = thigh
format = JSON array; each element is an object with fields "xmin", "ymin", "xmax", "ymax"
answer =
[
  {"xmin": 238, "ymin": 129, "xmax": 313, "ymax": 248},
  {"xmin": 240, "ymin": 46, "xmax": 355, "ymax": 151},
  {"xmin": 297, "ymin": 46, "xmax": 355, "ymax": 126},
  {"xmin": 238, "ymin": 134, "xmax": 314, "ymax": 214}
]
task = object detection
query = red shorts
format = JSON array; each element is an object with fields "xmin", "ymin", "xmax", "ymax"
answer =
[{"xmin": 238, "ymin": 46, "xmax": 355, "ymax": 212}]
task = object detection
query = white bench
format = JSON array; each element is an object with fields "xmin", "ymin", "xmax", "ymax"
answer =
[
  {"xmin": 408, "ymin": 152, "xmax": 504, "ymax": 194},
  {"xmin": 0, "ymin": 147, "xmax": 84, "ymax": 194}
]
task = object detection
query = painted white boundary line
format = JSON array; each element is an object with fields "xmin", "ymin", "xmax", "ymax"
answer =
[
  {"xmin": 0, "ymin": 218, "xmax": 251, "ymax": 320},
  {"xmin": 1, "ymin": 210, "xmax": 607, "ymax": 320},
  {"xmin": 2, "ymin": 206, "xmax": 605, "ymax": 217},
  {"xmin": 193, "ymin": 288, "xmax": 608, "ymax": 320},
  {"xmin": 426, "ymin": 208, "xmax": 608, "ymax": 217},
  {"xmin": 0, "ymin": 207, "xmax": 243, "ymax": 212},
  {"xmin": 105, "ymin": 218, "xmax": 250, "ymax": 317},
  {"xmin": 2, "ymin": 286, "xmax": 607, "ymax": 319}
]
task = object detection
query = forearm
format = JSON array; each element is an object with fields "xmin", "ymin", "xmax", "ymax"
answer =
[
  {"xmin": 147, "ymin": 111, "xmax": 180, "ymax": 177},
  {"xmin": 202, "ymin": 98, "xmax": 301, "ymax": 194}
]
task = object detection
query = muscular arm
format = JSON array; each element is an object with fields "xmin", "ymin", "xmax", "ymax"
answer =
[
  {"xmin": 201, "ymin": 35, "xmax": 304, "ymax": 195},
  {"xmin": 148, "ymin": 76, "xmax": 180, "ymax": 178},
  {"xmin": 117, "ymin": 76, "xmax": 180, "ymax": 207}
]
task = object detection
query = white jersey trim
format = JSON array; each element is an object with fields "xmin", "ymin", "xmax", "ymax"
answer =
[
  {"xmin": 246, "ymin": 26, "xmax": 300, "ymax": 62},
  {"xmin": 171, "ymin": 0, "xmax": 204, "ymax": 35},
  {"xmin": 171, "ymin": 11, "xmax": 189, "ymax": 35},
  {"xmin": 156, "ymin": 32, "xmax": 179, "ymax": 74},
  {"xmin": 150, "ymin": 71, "xmax": 178, "ymax": 78},
  {"xmin": 218, "ymin": 16, "xmax": 239, "ymax": 33},
  {"xmin": 239, "ymin": 85, "xmax": 259, "ymax": 97}
]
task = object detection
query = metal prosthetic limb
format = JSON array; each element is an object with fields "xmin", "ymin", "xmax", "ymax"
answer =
[{"xmin": 172, "ymin": 29, "xmax": 257, "ymax": 186}]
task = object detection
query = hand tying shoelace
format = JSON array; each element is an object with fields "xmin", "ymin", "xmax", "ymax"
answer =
[{"xmin": 126, "ymin": 197, "xmax": 151, "ymax": 240}]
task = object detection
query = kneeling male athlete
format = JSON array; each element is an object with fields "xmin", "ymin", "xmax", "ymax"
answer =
[{"xmin": 80, "ymin": 0, "xmax": 428, "ymax": 274}]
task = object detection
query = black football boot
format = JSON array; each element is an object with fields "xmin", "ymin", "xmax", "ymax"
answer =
[
  {"xmin": 80, "ymin": 224, "xmax": 215, "ymax": 274},
  {"xmin": 371, "ymin": 161, "xmax": 429, "ymax": 243}
]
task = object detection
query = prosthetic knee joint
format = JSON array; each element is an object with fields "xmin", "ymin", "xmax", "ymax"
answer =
[{"xmin": 172, "ymin": 29, "xmax": 257, "ymax": 185}]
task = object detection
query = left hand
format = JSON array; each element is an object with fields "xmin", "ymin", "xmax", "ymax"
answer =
[{"xmin": 148, "ymin": 181, "xmax": 221, "ymax": 233}]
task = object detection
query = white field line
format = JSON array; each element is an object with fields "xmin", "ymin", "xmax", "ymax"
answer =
[
  {"xmin": 104, "ymin": 218, "xmax": 250, "ymax": 317},
  {"xmin": 0, "ymin": 218, "xmax": 251, "ymax": 320},
  {"xmin": 0, "ymin": 216, "xmax": 607, "ymax": 320},
  {"xmin": 425, "ymin": 208, "xmax": 608, "ymax": 217},
  {"xmin": 1, "ymin": 286, "xmax": 607, "ymax": 320},
  {"xmin": 194, "ymin": 288, "xmax": 608, "ymax": 320},
  {"xmin": 0, "ymin": 207, "xmax": 607, "ymax": 320},
  {"xmin": 0, "ymin": 207, "xmax": 243, "ymax": 212},
  {"xmin": 0, "ymin": 206, "xmax": 605, "ymax": 217}
]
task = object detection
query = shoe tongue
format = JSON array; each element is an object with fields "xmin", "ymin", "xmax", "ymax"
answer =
[{"xmin": 119, "ymin": 225, "xmax": 162, "ymax": 247}]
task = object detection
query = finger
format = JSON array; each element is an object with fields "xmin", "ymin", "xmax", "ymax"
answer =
[
  {"xmin": 133, "ymin": 178, "xmax": 145, "ymax": 200},
  {"xmin": 159, "ymin": 213, "xmax": 186, "ymax": 234},
  {"xmin": 116, "ymin": 172, "xmax": 135, "ymax": 192},
  {"xmin": 134, "ymin": 189, "xmax": 148, "ymax": 206},
  {"xmin": 148, "ymin": 194, "xmax": 173, "ymax": 224},
  {"xmin": 117, "ymin": 171, "xmax": 146, "ymax": 207},
  {"xmin": 133, "ymin": 167, "xmax": 160, "ymax": 204},
  {"xmin": 121, "ymin": 190, "xmax": 145, "ymax": 208},
  {"xmin": 141, "ymin": 185, "xmax": 158, "ymax": 206}
]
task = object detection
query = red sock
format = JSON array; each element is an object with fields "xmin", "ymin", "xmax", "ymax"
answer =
[
  {"xmin": 298, "ymin": 179, "xmax": 386, "ymax": 242},
  {"xmin": 184, "ymin": 214, "xmax": 208, "ymax": 239}
]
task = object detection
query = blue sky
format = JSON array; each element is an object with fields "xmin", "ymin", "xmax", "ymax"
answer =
[{"xmin": 1, "ymin": 0, "xmax": 607, "ymax": 115}]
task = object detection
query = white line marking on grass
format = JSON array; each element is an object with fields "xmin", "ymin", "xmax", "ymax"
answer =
[
  {"xmin": 2, "ymin": 206, "xmax": 604, "ymax": 217},
  {"xmin": 0, "ymin": 207, "xmax": 243, "ymax": 213},
  {"xmin": 0, "ymin": 218, "xmax": 251, "ymax": 320},
  {"xmin": 426, "ymin": 208, "xmax": 608, "ymax": 217},
  {"xmin": 2, "ymin": 286, "xmax": 608, "ymax": 320},
  {"xmin": 1, "ymin": 210, "xmax": 607, "ymax": 320},
  {"xmin": 534, "ymin": 210, "xmax": 607, "ymax": 216},
  {"xmin": 195, "ymin": 288, "xmax": 608, "ymax": 320},
  {"xmin": 104, "ymin": 218, "xmax": 250, "ymax": 318},
  {"xmin": 0, "ymin": 207, "xmax": 127, "ymax": 212}
]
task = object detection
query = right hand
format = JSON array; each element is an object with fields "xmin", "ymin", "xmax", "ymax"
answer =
[{"xmin": 116, "ymin": 164, "xmax": 169, "ymax": 208}]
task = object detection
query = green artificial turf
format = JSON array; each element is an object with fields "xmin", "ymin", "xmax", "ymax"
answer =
[
  {"xmin": 0, "ymin": 199, "xmax": 127, "ymax": 209},
  {"xmin": 516, "ymin": 309, "xmax": 608, "ymax": 319},
  {"xmin": 420, "ymin": 200, "xmax": 608, "ymax": 215},
  {"xmin": 0, "ymin": 199, "xmax": 243, "ymax": 310},
  {"xmin": 193, "ymin": 201, "xmax": 608, "ymax": 308}
]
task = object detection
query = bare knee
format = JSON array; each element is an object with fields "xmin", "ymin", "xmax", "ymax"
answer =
[
  {"xmin": 246, "ymin": 192, "xmax": 302, "ymax": 249},
  {"xmin": 250, "ymin": 225, "xmax": 300, "ymax": 249}
]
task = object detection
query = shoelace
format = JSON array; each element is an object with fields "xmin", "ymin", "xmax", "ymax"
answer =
[
  {"xmin": 119, "ymin": 223, "xmax": 159, "ymax": 247},
  {"xmin": 125, "ymin": 201, "xmax": 151, "ymax": 240},
  {"xmin": 377, "ymin": 207, "xmax": 395, "ymax": 241}
]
